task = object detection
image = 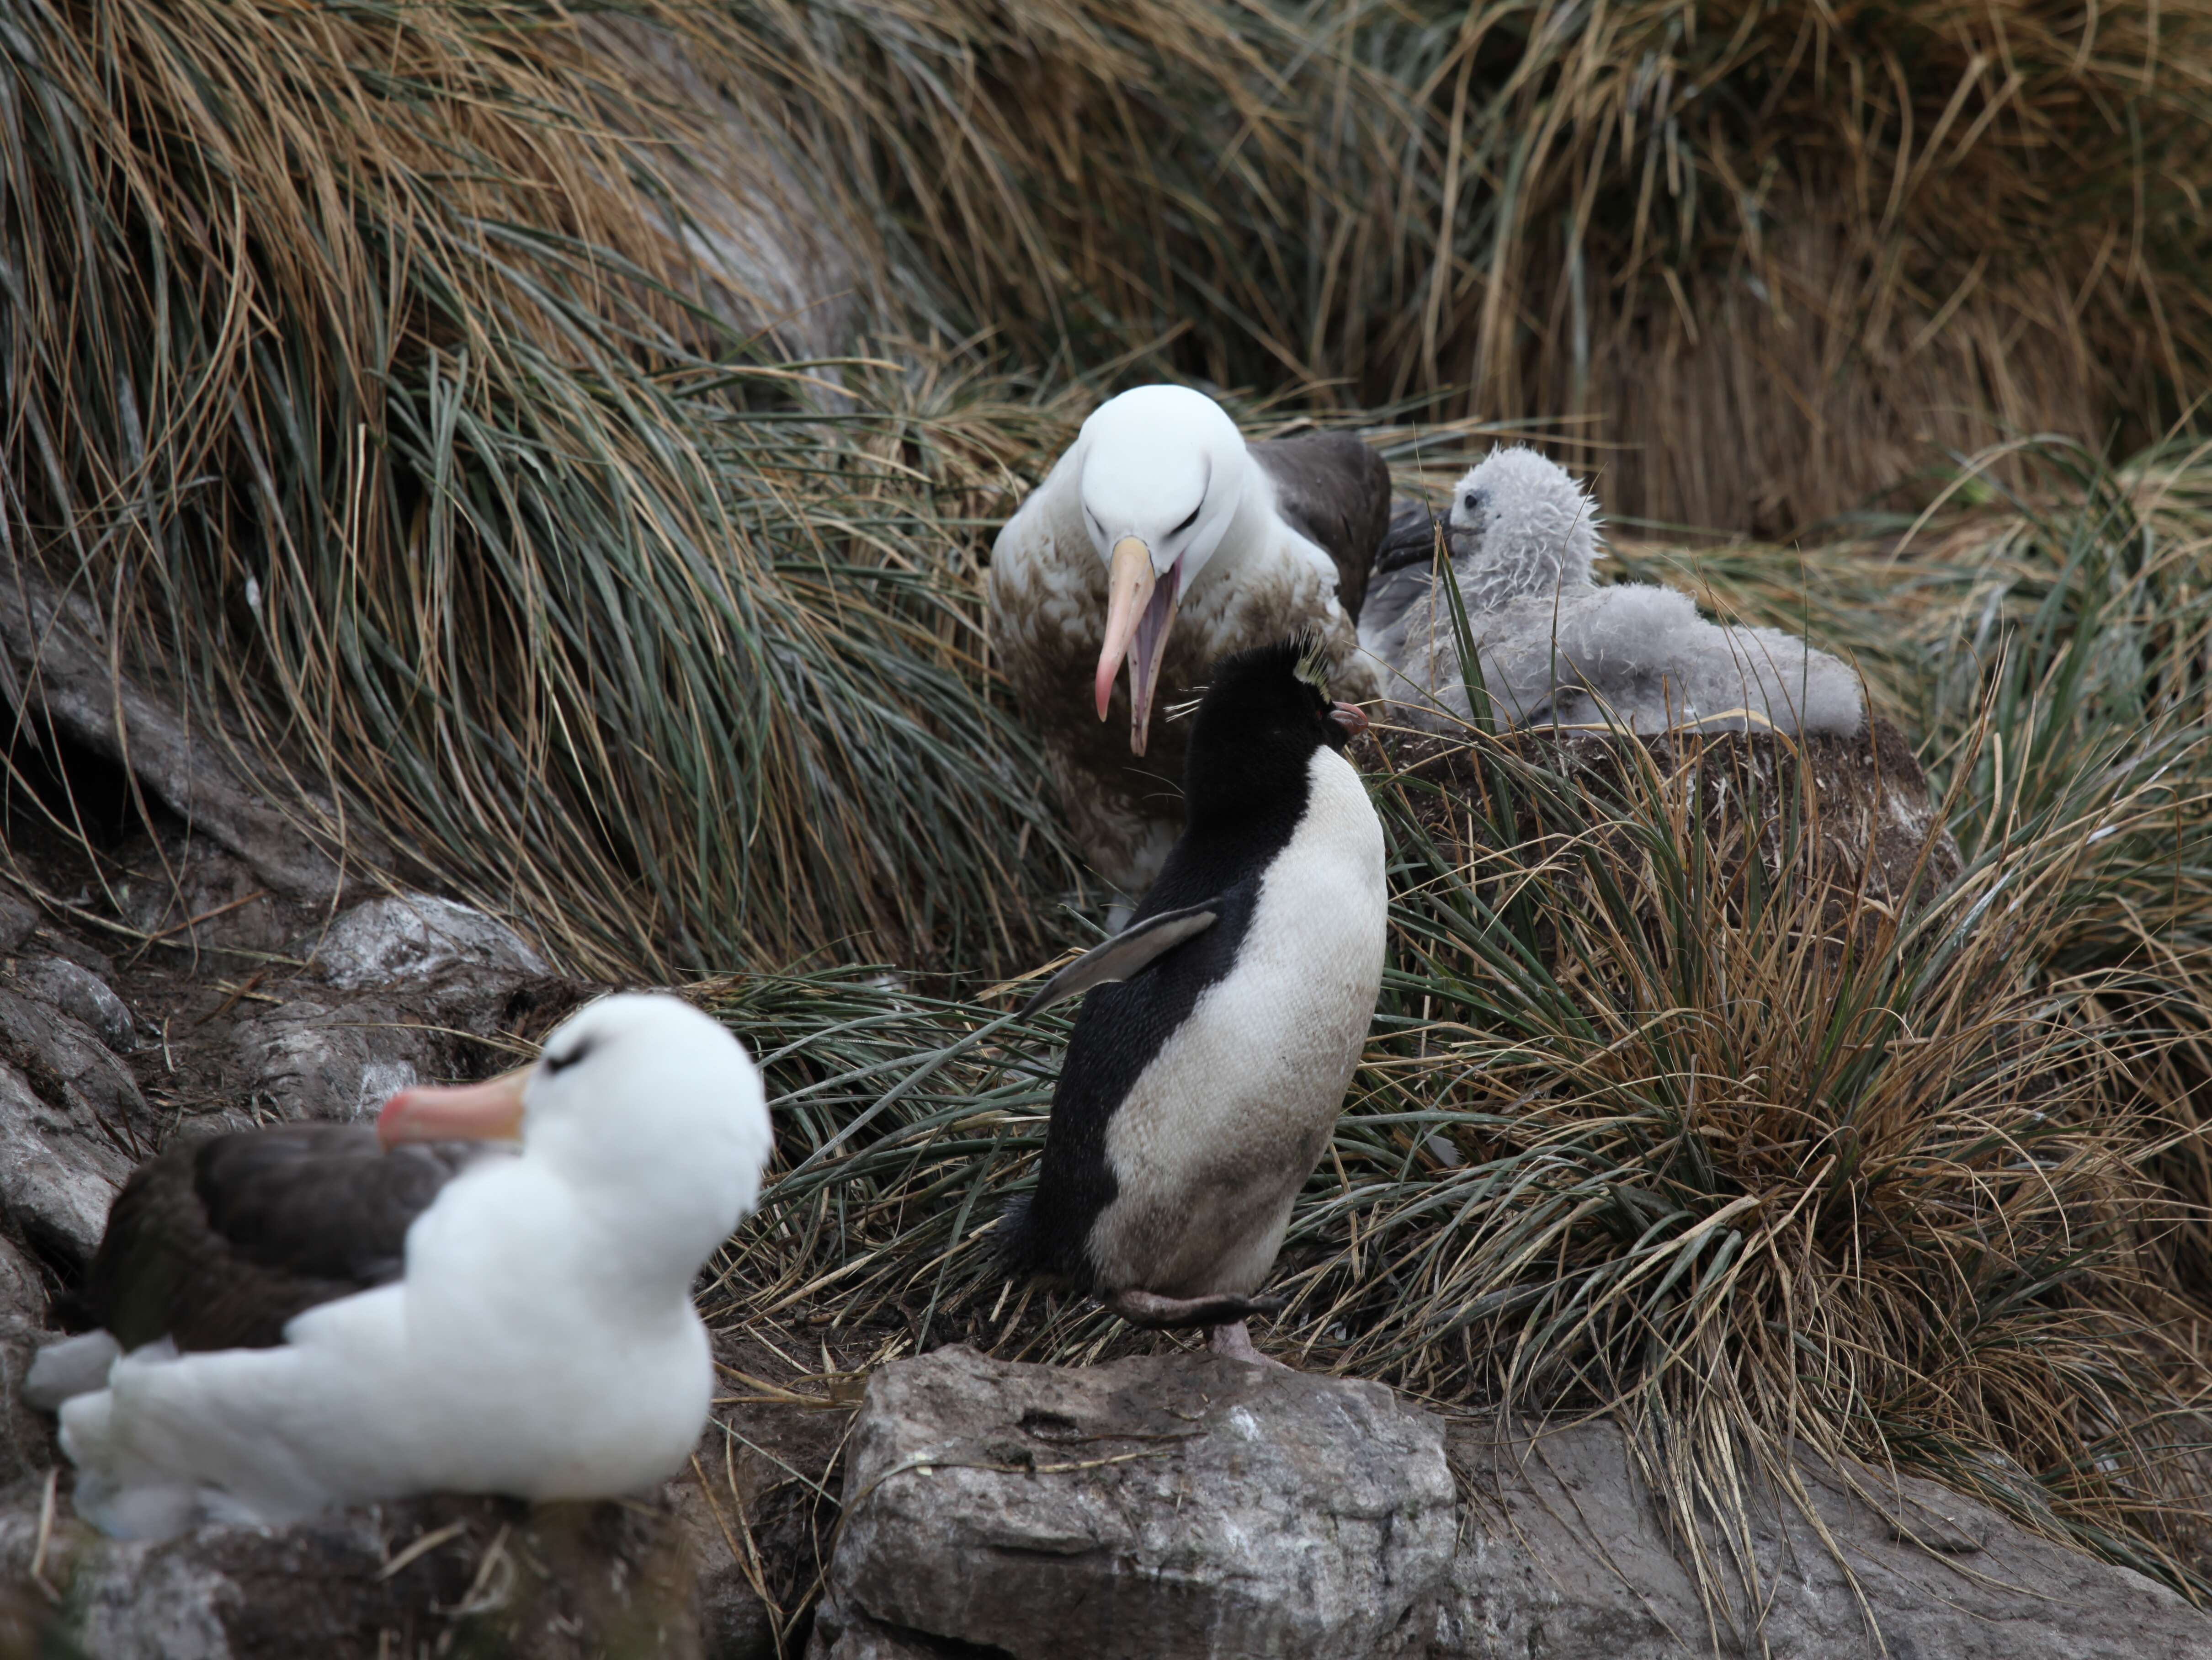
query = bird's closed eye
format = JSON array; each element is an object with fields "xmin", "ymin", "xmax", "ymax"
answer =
[
  {"xmin": 1173, "ymin": 502, "xmax": 1201, "ymax": 534},
  {"xmin": 543, "ymin": 1041, "xmax": 591, "ymax": 1075}
]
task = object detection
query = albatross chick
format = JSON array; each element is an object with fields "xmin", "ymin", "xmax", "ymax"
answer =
[{"xmin": 1365, "ymin": 446, "xmax": 1864, "ymax": 737}]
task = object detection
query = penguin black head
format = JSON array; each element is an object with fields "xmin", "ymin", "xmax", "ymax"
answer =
[{"xmin": 1183, "ymin": 637, "xmax": 1369, "ymax": 824}]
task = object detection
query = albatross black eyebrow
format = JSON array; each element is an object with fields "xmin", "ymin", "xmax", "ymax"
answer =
[
  {"xmin": 542, "ymin": 1039, "xmax": 592, "ymax": 1075},
  {"xmin": 1173, "ymin": 501, "xmax": 1201, "ymax": 533}
]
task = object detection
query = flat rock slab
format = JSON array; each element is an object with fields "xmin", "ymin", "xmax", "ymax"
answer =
[
  {"xmin": 1434, "ymin": 1417, "xmax": 2212, "ymax": 1660},
  {"xmin": 0, "ymin": 1487, "xmax": 703, "ymax": 1660},
  {"xmin": 809, "ymin": 1345, "xmax": 1456, "ymax": 1660}
]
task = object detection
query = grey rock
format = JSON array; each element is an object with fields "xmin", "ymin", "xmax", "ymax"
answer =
[
  {"xmin": 0, "ymin": 1234, "xmax": 55, "ymax": 1485},
  {"xmin": 1430, "ymin": 1416, "xmax": 2212, "ymax": 1659},
  {"xmin": 229, "ymin": 995, "xmax": 426, "ymax": 1123},
  {"xmin": 669, "ymin": 1475, "xmax": 777, "ymax": 1660},
  {"xmin": 0, "ymin": 558, "xmax": 381, "ymax": 904},
  {"xmin": 0, "ymin": 980, "xmax": 146, "ymax": 1264},
  {"xmin": 113, "ymin": 836, "xmax": 298, "ymax": 957},
  {"xmin": 0, "ymin": 887, "xmax": 37, "ymax": 958},
  {"xmin": 0, "ymin": 1054, "xmax": 133, "ymax": 1266},
  {"xmin": 0, "ymin": 1485, "xmax": 705, "ymax": 1659},
  {"xmin": 0, "ymin": 986, "xmax": 146, "ymax": 1133},
  {"xmin": 16, "ymin": 956, "xmax": 137, "ymax": 1052},
  {"xmin": 809, "ymin": 1346, "xmax": 1456, "ymax": 1660},
  {"xmin": 304, "ymin": 894, "xmax": 548, "ymax": 990},
  {"xmin": 231, "ymin": 960, "xmax": 592, "ymax": 1126}
]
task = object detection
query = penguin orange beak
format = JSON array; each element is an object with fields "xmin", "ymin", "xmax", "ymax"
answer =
[
  {"xmin": 1329, "ymin": 701, "xmax": 1370, "ymax": 738},
  {"xmin": 1095, "ymin": 537, "xmax": 1183, "ymax": 757},
  {"xmin": 377, "ymin": 1067, "xmax": 529, "ymax": 1149}
]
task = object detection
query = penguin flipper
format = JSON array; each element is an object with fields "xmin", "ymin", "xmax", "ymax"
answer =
[{"xmin": 1018, "ymin": 904, "xmax": 1220, "ymax": 1018}]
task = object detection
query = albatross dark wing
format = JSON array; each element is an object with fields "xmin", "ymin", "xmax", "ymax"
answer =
[
  {"xmin": 1361, "ymin": 498, "xmax": 1455, "ymax": 647},
  {"xmin": 88, "ymin": 1125, "xmax": 479, "ymax": 1353},
  {"xmin": 1249, "ymin": 431, "xmax": 1391, "ymax": 624}
]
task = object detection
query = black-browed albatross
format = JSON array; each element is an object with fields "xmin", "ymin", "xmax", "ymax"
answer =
[
  {"xmin": 27, "ymin": 992, "xmax": 772, "ymax": 1540},
  {"xmin": 990, "ymin": 385, "xmax": 1391, "ymax": 910}
]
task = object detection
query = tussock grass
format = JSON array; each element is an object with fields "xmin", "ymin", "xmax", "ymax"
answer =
[
  {"xmin": 707, "ymin": 446, "xmax": 2212, "ymax": 1605},
  {"xmin": 0, "ymin": 0, "xmax": 1082, "ymax": 979},
  {"xmin": 737, "ymin": 0, "xmax": 2212, "ymax": 531}
]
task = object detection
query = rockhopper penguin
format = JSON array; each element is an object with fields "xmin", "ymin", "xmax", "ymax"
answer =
[{"xmin": 1000, "ymin": 636, "xmax": 1388, "ymax": 1363}]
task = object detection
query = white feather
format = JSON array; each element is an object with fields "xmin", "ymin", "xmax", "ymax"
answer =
[{"xmin": 23, "ymin": 1330, "xmax": 122, "ymax": 1412}]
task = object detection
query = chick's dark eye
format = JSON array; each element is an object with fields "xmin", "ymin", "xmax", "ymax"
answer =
[
  {"xmin": 1173, "ymin": 502, "xmax": 1201, "ymax": 534},
  {"xmin": 543, "ymin": 1040, "xmax": 591, "ymax": 1075},
  {"xmin": 1463, "ymin": 491, "xmax": 1483, "ymax": 511}
]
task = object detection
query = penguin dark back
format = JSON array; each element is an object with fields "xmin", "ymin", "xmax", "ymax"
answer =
[{"xmin": 1181, "ymin": 638, "xmax": 1367, "ymax": 832}]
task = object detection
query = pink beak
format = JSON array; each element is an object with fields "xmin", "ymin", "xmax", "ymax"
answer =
[
  {"xmin": 1329, "ymin": 701, "xmax": 1370, "ymax": 738},
  {"xmin": 1094, "ymin": 537, "xmax": 1184, "ymax": 757},
  {"xmin": 377, "ymin": 1067, "xmax": 529, "ymax": 1149}
]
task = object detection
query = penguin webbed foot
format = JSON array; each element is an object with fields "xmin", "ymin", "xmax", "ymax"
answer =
[
  {"xmin": 1103, "ymin": 1288, "xmax": 1285, "ymax": 1330},
  {"xmin": 1206, "ymin": 1319, "xmax": 1291, "ymax": 1369}
]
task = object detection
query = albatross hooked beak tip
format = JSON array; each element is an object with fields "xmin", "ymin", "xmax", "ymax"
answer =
[
  {"xmin": 1095, "ymin": 535, "xmax": 1182, "ymax": 755},
  {"xmin": 377, "ymin": 1067, "xmax": 530, "ymax": 1150}
]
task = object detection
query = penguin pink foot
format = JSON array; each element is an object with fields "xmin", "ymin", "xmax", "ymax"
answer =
[{"xmin": 1207, "ymin": 1319, "xmax": 1289, "ymax": 1368}]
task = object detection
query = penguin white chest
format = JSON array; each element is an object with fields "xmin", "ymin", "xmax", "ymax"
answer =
[{"xmin": 1094, "ymin": 749, "xmax": 1387, "ymax": 1295}]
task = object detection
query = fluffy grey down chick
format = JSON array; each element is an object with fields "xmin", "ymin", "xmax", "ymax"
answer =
[{"xmin": 1361, "ymin": 447, "xmax": 1863, "ymax": 737}]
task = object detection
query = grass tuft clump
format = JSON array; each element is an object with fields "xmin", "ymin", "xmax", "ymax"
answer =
[
  {"xmin": 733, "ymin": 0, "xmax": 2212, "ymax": 531},
  {"xmin": 0, "ymin": 0, "xmax": 1082, "ymax": 979}
]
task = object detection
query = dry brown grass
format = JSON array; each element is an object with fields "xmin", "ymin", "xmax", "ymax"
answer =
[
  {"xmin": 0, "ymin": 0, "xmax": 1089, "ymax": 979},
  {"xmin": 734, "ymin": 0, "xmax": 2212, "ymax": 532}
]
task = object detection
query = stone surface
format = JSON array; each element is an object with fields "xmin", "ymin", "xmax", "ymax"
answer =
[
  {"xmin": 0, "ymin": 1485, "xmax": 704, "ymax": 1660},
  {"xmin": 15, "ymin": 956, "xmax": 137, "ymax": 1053},
  {"xmin": 230, "ymin": 973, "xmax": 593, "ymax": 1124},
  {"xmin": 808, "ymin": 1346, "xmax": 1457, "ymax": 1660},
  {"xmin": 0, "ymin": 558, "xmax": 380, "ymax": 904},
  {"xmin": 228, "ymin": 993, "xmax": 431, "ymax": 1124},
  {"xmin": 0, "ymin": 986, "xmax": 146, "ymax": 1136},
  {"xmin": 670, "ymin": 1475, "xmax": 779, "ymax": 1660},
  {"xmin": 304, "ymin": 894, "xmax": 548, "ymax": 991},
  {"xmin": 113, "ymin": 835, "xmax": 298, "ymax": 958},
  {"xmin": 0, "ymin": 1235, "xmax": 54, "ymax": 1488},
  {"xmin": 0, "ymin": 1063, "xmax": 133, "ymax": 1267},
  {"xmin": 1427, "ymin": 1417, "xmax": 2212, "ymax": 1659},
  {"xmin": 0, "ymin": 976, "xmax": 151, "ymax": 1266},
  {"xmin": 0, "ymin": 887, "xmax": 37, "ymax": 959}
]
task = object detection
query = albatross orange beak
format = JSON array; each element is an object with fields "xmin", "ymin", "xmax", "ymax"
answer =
[
  {"xmin": 1094, "ymin": 536, "xmax": 1183, "ymax": 757},
  {"xmin": 377, "ymin": 1067, "xmax": 529, "ymax": 1149}
]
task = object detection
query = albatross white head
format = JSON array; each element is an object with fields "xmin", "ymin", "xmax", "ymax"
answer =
[
  {"xmin": 1077, "ymin": 385, "xmax": 1249, "ymax": 755},
  {"xmin": 377, "ymin": 991, "xmax": 773, "ymax": 1277}
]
